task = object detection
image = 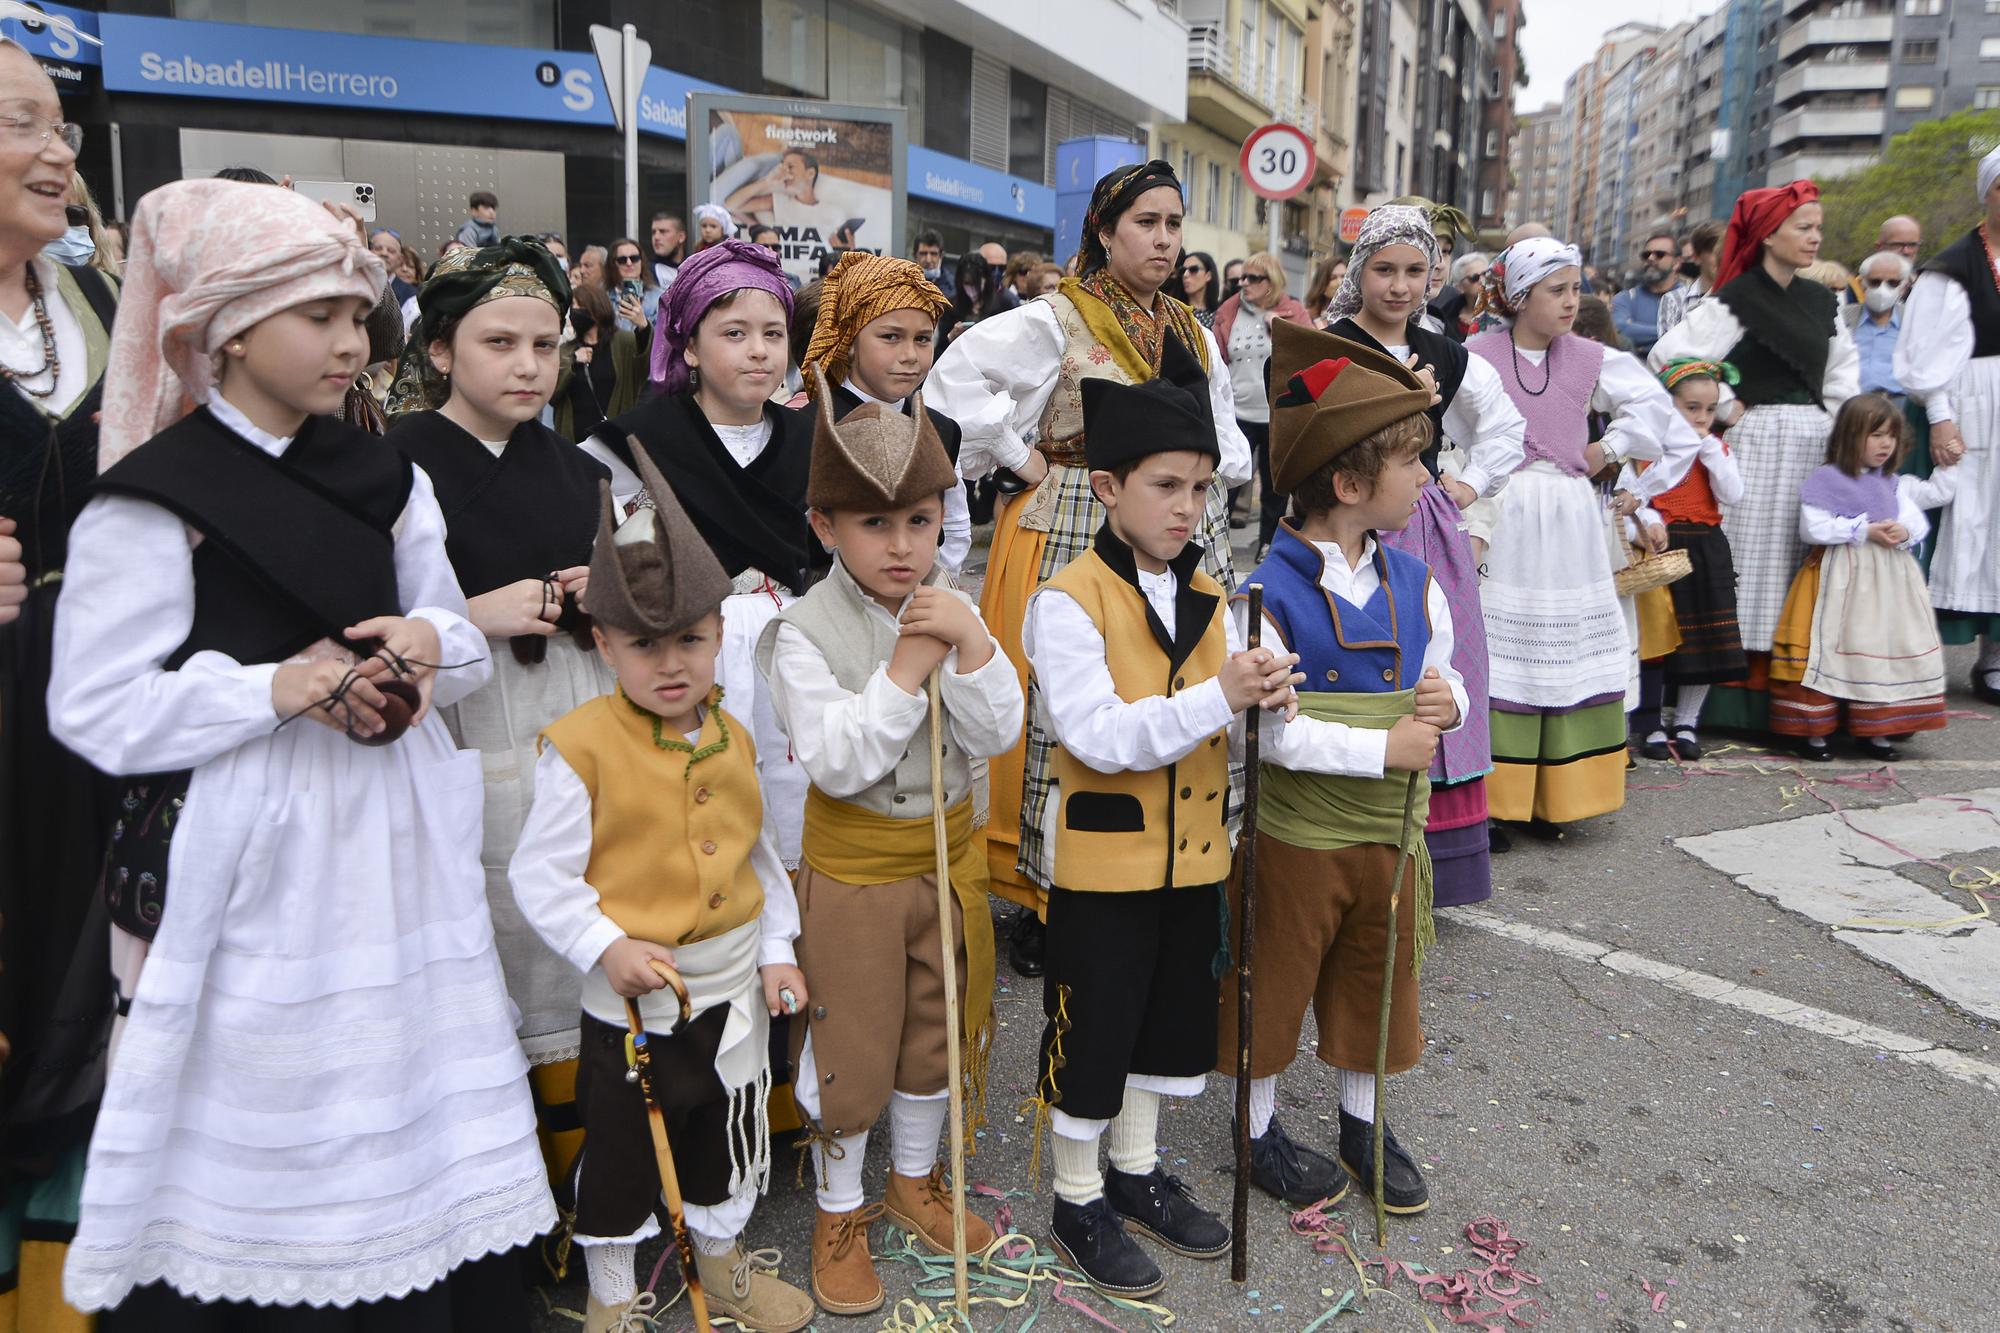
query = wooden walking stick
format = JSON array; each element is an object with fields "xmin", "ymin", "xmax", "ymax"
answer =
[
  {"xmin": 623, "ymin": 957, "xmax": 712, "ymax": 1331},
  {"xmin": 1231, "ymin": 582, "xmax": 1265, "ymax": 1284},
  {"xmin": 926, "ymin": 671, "xmax": 972, "ymax": 1320},
  {"xmin": 1372, "ymin": 768, "xmax": 1424, "ymax": 1249}
]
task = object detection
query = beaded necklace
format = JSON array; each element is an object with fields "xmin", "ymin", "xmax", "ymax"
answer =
[
  {"xmin": 1508, "ymin": 328, "xmax": 1553, "ymax": 396},
  {"xmin": 0, "ymin": 264, "xmax": 59, "ymax": 399}
]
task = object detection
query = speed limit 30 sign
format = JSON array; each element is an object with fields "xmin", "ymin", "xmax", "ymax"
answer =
[{"xmin": 1240, "ymin": 122, "xmax": 1316, "ymax": 201}]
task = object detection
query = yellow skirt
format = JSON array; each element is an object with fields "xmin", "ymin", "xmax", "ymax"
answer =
[
  {"xmin": 1635, "ymin": 583, "xmax": 1683, "ymax": 662},
  {"xmin": 1768, "ymin": 550, "xmax": 1822, "ymax": 686},
  {"xmin": 977, "ymin": 487, "xmax": 1047, "ymax": 916}
]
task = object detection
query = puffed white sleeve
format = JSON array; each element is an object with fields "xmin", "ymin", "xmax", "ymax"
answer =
[
  {"xmin": 1202, "ymin": 324, "xmax": 1255, "ymax": 488},
  {"xmin": 394, "ymin": 465, "xmax": 490, "ymax": 707},
  {"xmin": 1649, "ymin": 298, "xmax": 1742, "ymax": 372},
  {"xmin": 1441, "ymin": 354, "xmax": 1525, "ymax": 498},
  {"xmin": 1701, "ymin": 434, "xmax": 1746, "ymax": 506},
  {"xmin": 1821, "ymin": 320, "xmax": 1860, "ymax": 416},
  {"xmin": 924, "ymin": 301, "xmax": 1067, "ymax": 479},
  {"xmin": 1895, "ymin": 273, "xmax": 1973, "ymax": 426},
  {"xmin": 509, "ymin": 744, "xmax": 625, "ymax": 975},
  {"xmin": 1800, "ymin": 503, "xmax": 1867, "ymax": 547},
  {"xmin": 751, "ymin": 821, "xmax": 799, "ymax": 968},
  {"xmin": 1595, "ymin": 349, "xmax": 1700, "ymax": 483}
]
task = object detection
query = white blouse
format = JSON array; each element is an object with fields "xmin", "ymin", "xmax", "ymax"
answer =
[
  {"xmin": 925, "ymin": 299, "xmax": 1254, "ymax": 488},
  {"xmin": 1800, "ymin": 471, "xmax": 1958, "ymax": 551},
  {"xmin": 1649, "ymin": 295, "xmax": 1860, "ymax": 418},
  {"xmin": 1, "ymin": 255, "xmax": 89, "ymax": 415},
  {"xmin": 1508, "ymin": 343, "xmax": 1696, "ymax": 494},
  {"xmin": 1896, "ymin": 270, "xmax": 1992, "ymax": 426}
]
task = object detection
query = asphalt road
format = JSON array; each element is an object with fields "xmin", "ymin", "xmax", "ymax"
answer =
[{"xmin": 530, "ymin": 527, "xmax": 2000, "ymax": 1332}]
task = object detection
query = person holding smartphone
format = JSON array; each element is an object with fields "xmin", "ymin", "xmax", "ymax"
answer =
[{"xmin": 609, "ymin": 236, "xmax": 659, "ymax": 332}]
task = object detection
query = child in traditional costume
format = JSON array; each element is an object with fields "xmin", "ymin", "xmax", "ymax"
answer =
[
  {"xmin": 756, "ymin": 368, "xmax": 1023, "ymax": 1316},
  {"xmin": 50, "ymin": 177, "xmax": 553, "ymax": 1323},
  {"xmin": 1220, "ymin": 327, "xmax": 1465, "ymax": 1215},
  {"xmin": 927, "ymin": 161, "xmax": 1252, "ymax": 980},
  {"xmin": 1769, "ymin": 394, "xmax": 1958, "ymax": 760},
  {"xmin": 1468, "ymin": 238, "xmax": 1697, "ymax": 829},
  {"xmin": 1021, "ymin": 341, "xmax": 1300, "ymax": 1298},
  {"xmin": 384, "ymin": 236, "xmax": 611, "ymax": 1201},
  {"xmin": 802, "ymin": 249, "xmax": 971, "ymax": 575},
  {"xmin": 509, "ymin": 460, "xmax": 814, "ymax": 1333},
  {"xmin": 1630, "ymin": 360, "xmax": 1747, "ymax": 759},
  {"xmin": 1319, "ymin": 205, "xmax": 1525, "ymax": 905}
]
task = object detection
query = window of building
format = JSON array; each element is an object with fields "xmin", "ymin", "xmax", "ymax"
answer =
[
  {"xmin": 826, "ymin": 0, "xmax": 907, "ymax": 108},
  {"xmin": 1207, "ymin": 161, "xmax": 1223, "ymax": 225},
  {"xmin": 1485, "ymin": 128, "xmax": 1499, "ymax": 157},
  {"xmin": 763, "ymin": 0, "xmax": 829, "ymax": 97},
  {"xmin": 1902, "ymin": 0, "xmax": 1941, "ymax": 14},
  {"xmin": 1895, "ymin": 85, "xmax": 1936, "ymax": 108},
  {"xmin": 1394, "ymin": 142, "xmax": 1406, "ymax": 194},
  {"xmin": 1989, "ymin": 0, "xmax": 2000, "ymax": 13},
  {"xmin": 179, "ymin": 0, "xmax": 556, "ymax": 46},
  {"xmin": 1979, "ymin": 85, "xmax": 2000, "ymax": 108},
  {"xmin": 1007, "ymin": 68, "xmax": 1047, "ymax": 183},
  {"xmin": 1493, "ymin": 9, "xmax": 1509, "ymax": 39},
  {"xmin": 1399, "ymin": 58, "xmax": 1412, "ymax": 115},
  {"xmin": 1180, "ymin": 149, "xmax": 1194, "ymax": 212},
  {"xmin": 1986, "ymin": 36, "xmax": 2000, "ymax": 58},
  {"xmin": 1481, "ymin": 188, "xmax": 1497, "ymax": 218},
  {"xmin": 1228, "ymin": 172, "xmax": 1244, "ymax": 231},
  {"xmin": 1902, "ymin": 38, "xmax": 1938, "ymax": 62}
]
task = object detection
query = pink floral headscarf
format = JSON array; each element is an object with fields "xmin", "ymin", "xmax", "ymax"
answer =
[{"xmin": 99, "ymin": 177, "xmax": 385, "ymax": 469}]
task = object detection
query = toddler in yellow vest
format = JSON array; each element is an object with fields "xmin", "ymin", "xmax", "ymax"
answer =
[
  {"xmin": 756, "ymin": 366, "xmax": 1024, "ymax": 1317},
  {"xmin": 1022, "ymin": 337, "xmax": 1302, "ymax": 1299},
  {"xmin": 510, "ymin": 451, "xmax": 813, "ymax": 1333}
]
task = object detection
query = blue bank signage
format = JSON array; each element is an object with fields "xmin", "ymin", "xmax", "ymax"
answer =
[{"xmin": 907, "ymin": 145, "xmax": 1053, "ymax": 230}]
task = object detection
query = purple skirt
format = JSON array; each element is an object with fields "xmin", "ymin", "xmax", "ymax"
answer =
[{"xmin": 1381, "ymin": 483, "xmax": 1492, "ymax": 785}]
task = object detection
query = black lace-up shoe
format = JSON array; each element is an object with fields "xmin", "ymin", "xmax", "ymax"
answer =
[
  {"xmin": 1337, "ymin": 1109, "xmax": 1430, "ymax": 1214},
  {"xmin": 1050, "ymin": 1196, "xmax": 1164, "ymax": 1297},
  {"xmin": 1007, "ymin": 908, "xmax": 1045, "ymax": 978},
  {"xmin": 1104, "ymin": 1166, "xmax": 1231, "ymax": 1258},
  {"xmin": 1244, "ymin": 1116, "xmax": 1348, "ymax": 1205}
]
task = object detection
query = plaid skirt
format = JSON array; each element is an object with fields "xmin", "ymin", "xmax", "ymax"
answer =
[
  {"xmin": 1721, "ymin": 403, "xmax": 1832, "ymax": 652},
  {"xmin": 1013, "ymin": 468, "xmax": 1240, "ymax": 887},
  {"xmin": 1663, "ymin": 521, "xmax": 1747, "ymax": 684}
]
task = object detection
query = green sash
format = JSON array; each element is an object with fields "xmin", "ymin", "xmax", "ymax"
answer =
[{"xmin": 1259, "ymin": 689, "xmax": 1437, "ymax": 974}]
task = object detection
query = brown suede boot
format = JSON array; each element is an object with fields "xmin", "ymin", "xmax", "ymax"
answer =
[
  {"xmin": 810, "ymin": 1203, "xmax": 886, "ymax": 1316},
  {"xmin": 694, "ymin": 1243, "xmax": 815, "ymax": 1332},
  {"xmin": 882, "ymin": 1164, "xmax": 998, "ymax": 1257}
]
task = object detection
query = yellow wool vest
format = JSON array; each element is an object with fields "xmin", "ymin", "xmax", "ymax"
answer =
[
  {"xmin": 540, "ymin": 689, "xmax": 765, "ymax": 948},
  {"xmin": 1042, "ymin": 548, "xmax": 1232, "ymax": 892}
]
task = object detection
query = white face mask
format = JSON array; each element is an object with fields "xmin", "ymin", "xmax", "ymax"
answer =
[
  {"xmin": 42, "ymin": 224, "xmax": 95, "ymax": 266},
  {"xmin": 1863, "ymin": 284, "xmax": 1900, "ymax": 314},
  {"xmin": 556, "ymin": 256, "xmax": 570, "ymax": 273}
]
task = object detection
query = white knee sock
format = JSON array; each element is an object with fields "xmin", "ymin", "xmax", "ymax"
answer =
[
  {"xmin": 1339, "ymin": 1069, "xmax": 1377, "ymax": 1122},
  {"xmin": 889, "ymin": 1090, "xmax": 949, "ymax": 1178},
  {"xmin": 1676, "ymin": 684, "xmax": 1710, "ymax": 731},
  {"xmin": 585, "ymin": 1241, "xmax": 637, "ymax": 1306},
  {"xmin": 692, "ymin": 1230, "xmax": 736, "ymax": 1257},
  {"xmin": 1106, "ymin": 1089, "xmax": 1161, "ymax": 1176},
  {"xmin": 815, "ymin": 1128, "xmax": 870, "ymax": 1213},
  {"xmin": 1248, "ymin": 1075, "xmax": 1278, "ymax": 1138},
  {"xmin": 1052, "ymin": 1130, "xmax": 1104, "ymax": 1205}
]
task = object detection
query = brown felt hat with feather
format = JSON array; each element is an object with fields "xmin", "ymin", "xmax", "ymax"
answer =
[
  {"xmin": 1265, "ymin": 320, "xmax": 1434, "ymax": 494},
  {"xmin": 805, "ymin": 363, "xmax": 959, "ymax": 511},
  {"xmin": 586, "ymin": 438, "xmax": 733, "ymax": 637}
]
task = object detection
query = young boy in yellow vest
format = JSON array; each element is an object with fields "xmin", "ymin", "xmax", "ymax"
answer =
[
  {"xmin": 1216, "ymin": 322, "xmax": 1466, "ymax": 1217},
  {"xmin": 510, "ymin": 450, "xmax": 814, "ymax": 1333},
  {"xmin": 1022, "ymin": 338, "xmax": 1302, "ymax": 1298},
  {"xmin": 756, "ymin": 365, "xmax": 1025, "ymax": 1316}
]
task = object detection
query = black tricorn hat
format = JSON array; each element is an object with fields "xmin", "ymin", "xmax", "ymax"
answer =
[{"xmin": 1079, "ymin": 334, "xmax": 1217, "ymax": 473}]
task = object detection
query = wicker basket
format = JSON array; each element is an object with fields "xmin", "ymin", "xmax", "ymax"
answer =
[{"xmin": 1614, "ymin": 546, "xmax": 1693, "ymax": 597}]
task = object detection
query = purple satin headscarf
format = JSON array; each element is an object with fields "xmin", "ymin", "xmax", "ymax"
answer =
[{"xmin": 650, "ymin": 237, "xmax": 795, "ymax": 392}]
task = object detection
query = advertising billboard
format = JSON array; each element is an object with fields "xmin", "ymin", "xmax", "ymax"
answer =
[{"xmin": 690, "ymin": 93, "xmax": 906, "ymax": 286}]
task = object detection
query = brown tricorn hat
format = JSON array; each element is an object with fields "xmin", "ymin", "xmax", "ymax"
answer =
[
  {"xmin": 586, "ymin": 438, "xmax": 734, "ymax": 638},
  {"xmin": 1265, "ymin": 320, "xmax": 1434, "ymax": 494},
  {"xmin": 805, "ymin": 363, "xmax": 959, "ymax": 511}
]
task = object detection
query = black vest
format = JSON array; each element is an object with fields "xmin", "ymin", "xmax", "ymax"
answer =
[
  {"xmin": 94, "ymin": 409, "xmax": 412, "ymax": 668},
  {"xmin": 1922, "ymin": 228, "xmax": 2000, "ymax": 361},
  {"xmin": 1329, "ymin": 316, "xmax": 1467, "ymax": 475}
]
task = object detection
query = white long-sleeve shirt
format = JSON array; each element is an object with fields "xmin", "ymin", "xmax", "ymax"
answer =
[
  {"xmin": 1896, "ymin": 270, "xmax": 1989, "ymax": 425},
  {"xmin": 50, "ymin": 395, "xmax": 489, "ymax": 775},
  {"xmin": 925, "ymin": 299, "xmax": 1254, "ymax": 488},
  {"xmin": 1512, "ymin": 342, "xmax": 1696, "ymax": 493},
  {"xmin": 841, "ymin": 377, "xmax": 972, "ymax": 575},
  {"xmin": 1799, "ymin": 470, "xmax": 1958, "ymax": 551},
  {"xmin": 1650, "ymin": 295, "xmax": 1861, "ymax": 418},
  {"xmin": 508, "ymin": 730, "xmax": 801, "ymax": 986},
  {"xmin": 1374, "ymin": 340, "xmax": 1526, "ymax": 498},
  {"xmin": 1242, "ymin": 534, "xmax": 1468, "ymax": 781},
  {"xmin": 762, "ymin": 586, "xmax": 1023, "ymax": 798}
]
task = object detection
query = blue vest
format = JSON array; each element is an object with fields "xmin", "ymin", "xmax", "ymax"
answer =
[{"xmin": 1247, "ymin": 525, "xmax": 1432, "ymax": 693}]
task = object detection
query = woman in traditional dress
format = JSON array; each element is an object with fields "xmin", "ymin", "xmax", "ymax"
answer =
[
  {"xmin": 383, "ymin": 237, "xmax": 612, "ymax": 1210},
  {"xmin": 926, "ymin": 160, "xmax": 1252, "ymax": 975},
  {"xmin": 1895, "ymin": 145, "xmax": 2000, "ymax": 703},
  {"xmin": 0, "ymin": 37, "xmax": 119, "ymax": 1328},
  {"xmin": 1469, "ymin": 237, "xmax": 1696, "ymax": 829},
  {"xmin": 1651, "ymin": 181, "xmax": 1858, "ymax": 733},
  {"xmin": 1319, "ymin": 204, "xmax": 1525, "ymax": 902}
]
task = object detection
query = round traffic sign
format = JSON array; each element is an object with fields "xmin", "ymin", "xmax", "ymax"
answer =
[
  {"xmin": 1239, "ymin": 123, "xmax": 1316, "ymax": 201},
  {"xmin": 1338, "ymin": 207, "xmax": 1369, "ymax": 244}
]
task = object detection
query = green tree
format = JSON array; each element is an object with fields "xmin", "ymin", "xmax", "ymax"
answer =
[{"xmin": 1815, "ymin": 108, "xmax": 2000, "ymax": 267}]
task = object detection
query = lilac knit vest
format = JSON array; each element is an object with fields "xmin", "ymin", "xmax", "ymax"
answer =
[{"xmin": 1466, "ymin": 330, "xmax": 1605, "ymax": 476}]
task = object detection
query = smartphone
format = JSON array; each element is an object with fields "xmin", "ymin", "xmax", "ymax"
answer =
[
  {"xmin": 293, "ymin": 180, "xmax": 377, "ymax": 222},
  {"xmin": 620, "ymin": 278, "xmax": 643, "ymax": 302},
  {"xmin": 839, "ymin": 217, "xmax": 866, "ymax": 238}
]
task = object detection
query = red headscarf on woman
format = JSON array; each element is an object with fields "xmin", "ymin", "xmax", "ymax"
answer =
[{"xmin": 1713, "ymin": 179, "xmax": 1819, "ymax": 291}]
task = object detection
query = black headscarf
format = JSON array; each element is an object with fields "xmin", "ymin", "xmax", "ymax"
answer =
[
  {"xmin": 384, "ymin": 235, "xmax": 571, "ymax": 416},
  {"xmin": 1080, "ymin": 160, "xmax": 1183, "ymax": 275}
]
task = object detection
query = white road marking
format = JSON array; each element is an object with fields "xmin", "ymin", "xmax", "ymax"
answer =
[
  {"xmin": 1446, "ymin": 907, "xmax": 2000, "ymax": 1096},
  {"xmin": 1674, "ymin": 786, "xmax": 2000, "ymax": 1021}
]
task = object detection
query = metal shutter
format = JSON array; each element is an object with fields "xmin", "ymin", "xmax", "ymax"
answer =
[{"xmin": 970, "ymin": 53, "xmax": 1011, "ymax": 171}]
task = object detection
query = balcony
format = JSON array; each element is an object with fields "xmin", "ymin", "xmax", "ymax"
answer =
[
  {"xmin": 1778, "ymin": 14, "xmax": 1893, "ymax": 61},
  {"xmin": 1769, "ymin": 148, "xmax": 1879, "ymax": 181},
  {"xmin": 1775, "ymin": 59, "xmax": 1890, "ymax": 104},
  {"xmin": 1186, "ymin": 24, "xmax": 1321, "ymax": 141},
  {"xmin": 1771, "ymin": 105, "xmax": 1885, "ymax": 146}
]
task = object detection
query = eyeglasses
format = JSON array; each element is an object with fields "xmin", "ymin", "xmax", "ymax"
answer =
[
  {"xmin": 1863, "ymin": 276, "xmax": 1903, "ymax": 289},
  {"xmin": 1182, "ymin": 264, "xmax": 1206, "ymax": 276},
  {"xmin": 2, "ymin": 112, "xmax": 82, "ymax": 154},
  {"xmin": 1885, "ymin": 242, "xmax": 1918, "ymax": 254},
  {"xmin": 1242, "ymin": 273, "xmax": 1271, "ymax": 285},
  {"xmin": 615, "ymin": 253, "xmax": 643, "ymax": 264},
  {"xmin": 1641, "ymin": 249, "xmax": 1673, "ymax": 261}
]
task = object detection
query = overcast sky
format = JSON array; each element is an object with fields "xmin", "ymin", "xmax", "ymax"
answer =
[{"xmin": 1515, "ymin": 0, "xmax": 1723, "ymax": 111}]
